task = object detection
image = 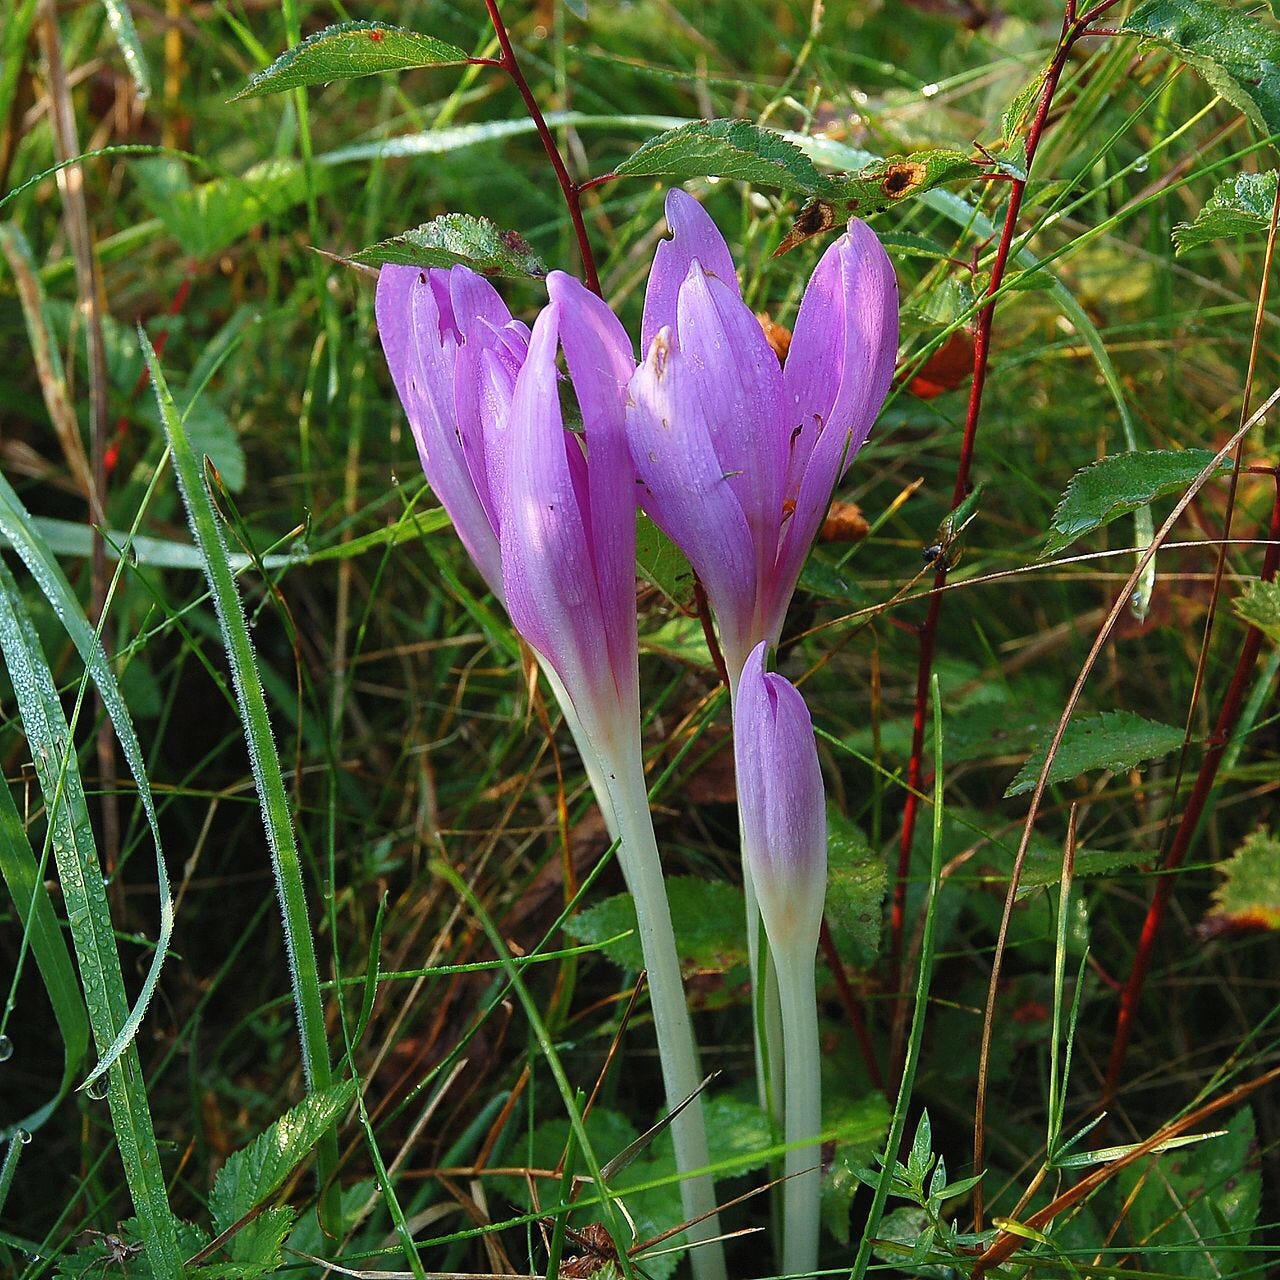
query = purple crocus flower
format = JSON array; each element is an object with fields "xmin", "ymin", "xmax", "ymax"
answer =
[
  {"xmin": 500, "ymin": 271, "xmax": 640, "ymax": 753},
  {"xmin": 733, "ymin": 640, "xmax": 827, "ymax": 1278},
  {"xmin": 628, "ymin": 189, "xmax": 898, "ymax": 684},
  {"xmin": 375, "ymin": 262, "xmax": 530, "ymax": 600},
  {"xmin": 376, "ymin": 263, "xmax": 725, "ymax": 1279}
]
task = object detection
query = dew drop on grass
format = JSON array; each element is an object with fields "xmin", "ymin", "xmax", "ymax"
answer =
[
  {"xmin": 0, "ymin": 1034, "xmax": 13, "ymax": 1062},
  {"xmin": 1134, "ymin": 154, "xmax": 1149, "ymax": 173},
  {"xmin": 16, "ymin": 1128, "xmax": 31, "ymax": 1144},
  {"xmin": 86, "ymin": 1074, "xmax": 109, "ymax": 1100}
]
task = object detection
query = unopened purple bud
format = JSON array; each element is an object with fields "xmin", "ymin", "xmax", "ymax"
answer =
[{"xmin": 733, "ymin": 642, "xmax": 827, "ymax": 958}]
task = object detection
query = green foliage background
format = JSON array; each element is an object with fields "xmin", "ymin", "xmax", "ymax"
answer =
[{"xmin": 0, "ymin": 0, "xmax": 1277, "ymax": 1277}]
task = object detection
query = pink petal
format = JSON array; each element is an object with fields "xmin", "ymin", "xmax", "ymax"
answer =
[
  {"xmin": 502, "ymin": 306, "xmax": 636, "ymax": 731},
  {"xmin": 642, "ymin": 188, "xmax": 741, "ymax": 352},
  {"xmin": 627, "ymin": 324, "xmax": 760, "ymax": 668}
]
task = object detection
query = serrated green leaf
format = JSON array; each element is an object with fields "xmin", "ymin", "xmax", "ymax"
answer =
[
  {"xmin": 234, "ymin": 21, "xmax": 469, "ymax": 100},
  {"xmin": 1043, "ymin": 449, "xmax": 1227, "ymax": 557},
  {"xmin": 823, "ymin": 150, "xmax": 986, "ymax": 219},
  {"xmin": 1173, "ymin": 170, "xmax": 1279, "ymax": 252},
  {"xmin": 1005, "ymin": 711, "xmax": 1184, "ymax": 798},
  {"xmin": 1201, "ymin": 828, "xmax": 1280, "ymax": 935},
  {"xmin": 133, "ymin": 157, "xmax": 318, "ymax": 261},
  {"xmin": 613, "ymin": 118, "xmax": 829, "ymax": 192},
  {"xmin": 351, "ymin": 213, "xmax": 547, "ymax": 279},
  {"xmin": 1002, "ymin": 69, "xmax": 1046, "ymax": 142},
  {"xmin": 225, "ymin": 1205, "xmax": 295, "ymax": 1271},
  {"xmin": 209, "ymin": 1081, "xmax": 355, "ymax": 1235},
  {"xmin": 563, "ymin": 877, "xmax": 746, "ymax": 975},
  {"xmin": 1232, "ymin": 579, "xmax": 1280, "ymax": 641},
  {"xmin": 824, "ymin": 810, "xmax": 885, "ymax": 969},
  {"xmin": 1122, "ymin": 0, "xmax": 1280, "ymax": 140}
]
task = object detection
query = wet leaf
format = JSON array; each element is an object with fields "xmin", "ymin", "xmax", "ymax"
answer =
[
  {"xmin": 613, "ymin": 118, "xmax": 828, "ymax": 192},
  {"xmin": 1006, "ymin": 711, "xmax": 1184, "ymax": 797},
  {"xmin": 351, "ymin": 213, "xmax": 547, "ymax": 279},
  {"xmin": 1043, "ymin": 449, "xmax": 1228, "ymax": 557},
  {"xmin": 1201, "ymin": 828, "xmax": 1280, "ymax": 937},
  {"xmin": 1231, "ymin": 579, "xmax": 1280, "ymax": 642},
  {"xmin": 1122, "ymin": 0, "xmax": 1280, "ymax": 140},
  {"xmin": 1173, "ymin": 170, "xmax": 1279, "ymax": 252},
  {"xmin": 234, "ymin": 21, "xmax": 469, "ymax": 100},
  {"xmin": 824, "ymin": 810, "xmax": 885, "ymax": 969},
  {"xmin": 209, "ymin": 1081, "xmax": 355, "ymax": 1234}
]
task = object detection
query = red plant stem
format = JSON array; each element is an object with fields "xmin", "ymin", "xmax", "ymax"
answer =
[
  {"xmin": 482, "ymin": 0, "xmax": 601, "ymax": 295},
  {"xmin": 1102, "ymin": 172, "xmax": 1280, "ymax": 1108},
  {"xmin": 818, "ymin": 918, "xmax": 885, "ymax": 1093},
  {"xmin": 1103, "ymin": 468, "xmax": 1280, "ymax": 1103},
  {"xmin": 888, "ymin": 7, "xmax": 1092, "ymax": 1020}
]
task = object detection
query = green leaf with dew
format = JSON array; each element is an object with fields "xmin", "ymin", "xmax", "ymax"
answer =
[
  {"xmin": 100, "ymin": 0, "xmax": 152, "ymax": 98},
  {"xmin": 0, "ymin": 781, "xmax": 89, "ymax": 1136},
  {"xmin": 1173, "ymin": 170, "xmax": 1279, "ymax": 252},
  {"xmin": 1232, "ymin": 579, "xmax": 1280, "ymax": 642},
  {"xmin": 1043, "ymin": 449, "xmax": 1228, "ymax": 557},
  {"xmin": 210, "ymin": 1082, "xmax": 355, "ymax": 1237},
  {"xmin": 1005, "ymin": 711, "xmax": 1184, "ymax": 798},
  {"xmin": 351, "ymin": 213, "xmax": 547, "ymax": 279},
  {"xmin": 1122, "ymin": 0, "xmax": 1280, "ymax": 140},
  {"xmin": 233, "ymin": 21, "xmax": 470, "ymax": 100},
  {"xmin": 613, "ymin": 118, "xmax": 829, "ymax": 192},
  {"xmin": 1201, "ymin": 828, "xmax": 1280, "ymax": 936},
  {"xmin": 824, "ymin": 810, "xmax": 886, "ymax": 969}
]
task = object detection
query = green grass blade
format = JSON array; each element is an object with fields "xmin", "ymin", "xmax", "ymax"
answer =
[
  {"xmin": 0, "ymin": 473, "xmax": 173, "ymax": 1090},
  {"xmin": 849, "ymin": 675, "xmax": 950, "ymax": 1280},
  {"xmin": 0, "ymin": 781, "xmax": 90, "ymax": 1136},
  {"xmin": 98, "ymin": 0, "xmax": 152, "ymax": 97},
  {"xmin": 0, "ymin": 560, "xmax": 182, "ymax": 1277},
  {"xmin": 142, "ymin": 332, "xmax": 340, "ymax": 1225}
]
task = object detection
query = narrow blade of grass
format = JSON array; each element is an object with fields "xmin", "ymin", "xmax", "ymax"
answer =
[
  {"xmin": 142, "ymin": 331, "xmax": 341, "ymax": 1230},
  {"xmin": 0, "ymin": 471, "xmax": 173, "ymax": 1089},
  {"xmin": 0, "ymin": 780, "xmax": 90, "ymax": 1136},
  {"xmin": 0, "ymin": 560, "xmax": 182, "ymax": 1277}
]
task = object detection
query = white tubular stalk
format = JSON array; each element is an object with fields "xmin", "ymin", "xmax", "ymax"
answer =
[
  {"xmin": 602, "ymin": 732, "xmax": 726, "ymax": 1280},
  {"xmin": 538, "ymin": 657, "xmax": 618, "ymax": 841},
  {"xmin": 776, "ymin": 941, "xmax": 822, "ymax": 1279}
]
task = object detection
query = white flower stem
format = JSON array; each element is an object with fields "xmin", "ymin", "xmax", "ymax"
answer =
[
  {"xmin": 603, "ymin": 733, "xmax": 726, "ymax": 1280},
  {"xmin": 776, "ymin": 941, "xmax": 822, "ymax": 1279},
  {"xmin": 539, "ymin": 658, "xmax": 618, "ymax": 840}
]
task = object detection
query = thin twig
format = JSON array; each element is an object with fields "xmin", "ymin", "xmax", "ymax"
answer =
[
  {"xmin": 890, "ymin": 0, "xmax": 1117, "ymax": 1062},
  {"xmin": 37, "ymin": 0, "xmax": 120, "ymax": 879},
  {"xmin": 970, "ymin": 391, "xmax": 1279, "ymax": 1231},
  {"xmin": 481, "ymin": 0, "xmax": 600, "ymax": 294},
  {"xmin": 1100, "ymin": 173, "xmax": 1280, "ymax": 1110}
]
